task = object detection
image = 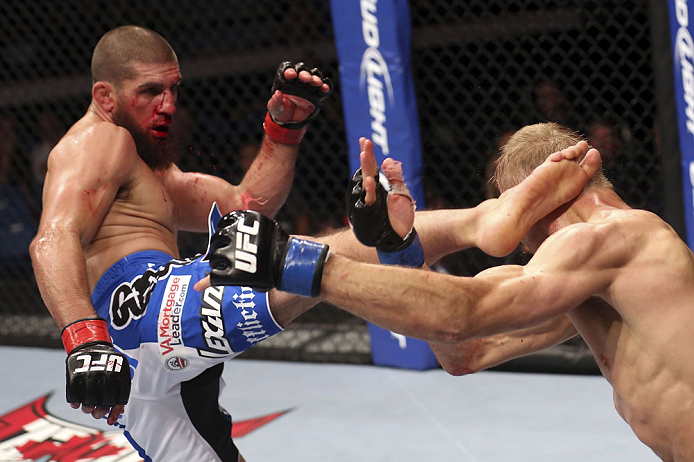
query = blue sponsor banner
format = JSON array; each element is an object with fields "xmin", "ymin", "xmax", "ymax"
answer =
[
  {"xmin": 331, "ymin": 0, "xmax": 437, "ymax": 369},
  {"xmin": 668, "ymin": 0, "xmax": 694, "ymax": 247},
  {"xmin": 330, "ymin": 0, "xmax": 425, "ymax": 203}
]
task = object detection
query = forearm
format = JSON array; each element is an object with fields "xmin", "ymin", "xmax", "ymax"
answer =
[
  {"xmin": 30, "ymin": 229, "xmax": 96, "ymax": 329},
  {"xmin": 235, "ymin": 135, "xmax": 299, "ymax": 218},
  {"xmin": 312, "ymin": 228, "xmax": 379, "ymax": 263},
  {"xmin": 320, "ymin": 253, "xmax": 469, "ymax": 342},
  {"xmin": 430, "ymin": 315, "xmax": 577, "ymax": 375}
]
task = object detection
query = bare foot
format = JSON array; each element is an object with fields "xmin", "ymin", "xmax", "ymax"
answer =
[{"xmin": 476, "ymin": 141, "xmax": 601, "ymax": 257}]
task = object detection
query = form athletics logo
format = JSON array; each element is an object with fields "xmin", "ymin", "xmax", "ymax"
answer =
[
  {"xmin": 0, "ymin": 394, "xmax": 290, "ymax": 461},
  {"xmin": 359, "ymin": 0, "xmax": 394, "ymax": 155}
]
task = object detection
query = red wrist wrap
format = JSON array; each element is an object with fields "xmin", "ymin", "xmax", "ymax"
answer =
[
  {"xmin": 263, "ymin": 112, "xmax": 307, "ymax": 145},
  {"xmin": 62, "ymin": 318, "xmax": 111, "ymax": 354}
]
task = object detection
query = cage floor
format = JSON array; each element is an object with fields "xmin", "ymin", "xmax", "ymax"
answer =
[{"xmin": 0, "ymin": 345, "xmax": 658, "ymax": 462}]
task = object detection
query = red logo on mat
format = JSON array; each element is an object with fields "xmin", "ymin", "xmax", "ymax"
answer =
[{"xmin": 0, "ymin": 394, "xmax": 290, "ymax": 461}]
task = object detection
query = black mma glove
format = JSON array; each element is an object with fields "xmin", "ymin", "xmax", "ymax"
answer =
[
  {"xmin": 346, "ymin": 168, "xmax": 425, "ymax": 267},
  {"xmin": 264, "ymin": 61, "xmax": 333, "ymax": 144},
  {"xmin": 208, "ymin": 210, "xmax": 329, "ymax": 297},
  {"xmin": 62, "ymin": 317, "xmax": 130, "ymax": 407}
]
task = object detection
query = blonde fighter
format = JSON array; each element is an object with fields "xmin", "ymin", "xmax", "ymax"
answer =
[{"xmin": 328, "ymin": 125, "xmax": 694, "ymax": 461}]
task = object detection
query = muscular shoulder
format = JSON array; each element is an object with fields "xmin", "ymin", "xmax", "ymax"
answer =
[
  {"xmin": 536, "ymin": 223, "xmax": 606, "ymax": 267},
  {"xmin": 601, "ymin": 209, "xmax": 691, "ymax": 266},
  {"xmin": 49, "ymin": 122, "xmax": 139, "ymax": 180},
  {"xmin": 539, "ymin": 209, "xmax": 672, "ymax": 272},
  {"xmin": 56, "ymin": 122, "xmax": 133, "ymax": 158}
]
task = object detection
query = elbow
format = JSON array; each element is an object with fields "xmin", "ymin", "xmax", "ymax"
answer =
[
  {"xmin": 436, "ymin": 351, "xmax": 484, "ymax": 377},
  {"xmin": 29, "ymin": 232, "xmax": 49, "ymax": 270},
  {"xmin": 442, "ymin": 362, "xmax": 481, "ymax": 377},
  {"xmin": 29, "ymin": 234, "xmax": 42, "ymax": 263},
  {"xmin": 433, "ymin": 338, "xmax": 487, "ymax": 377},
  {"xmin": 30, "ymin": 224, "xmax": 71, "ymax": 266},
  {"xmin": 411, "ymin": 284, "xmax": 476, "ymax": 343}
]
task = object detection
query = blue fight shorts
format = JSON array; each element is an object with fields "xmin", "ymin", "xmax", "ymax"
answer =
[{"xmin": 90, "ymin": 205, "xmax": 283, "ymax": 461}]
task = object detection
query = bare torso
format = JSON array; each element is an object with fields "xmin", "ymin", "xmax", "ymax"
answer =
[
  {"xmin": 566, "ymin": 208, "xmax": 694, "ymax": 461},
  {"xmin": 82, "ymin": 164, "xmax": 179, "ymax": 291},
  {"xmin": 46, "ymin": 113, "xmax": 180, "ymax": 292},
  {"xmin": 39, "ymin": 102, "xmax": 301, "ymax": 330}
]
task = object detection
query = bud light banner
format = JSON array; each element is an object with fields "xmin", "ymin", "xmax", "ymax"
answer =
[
  {"xmin": 330, "ymin": 0, "xmax": 425, "ymax": 203},
  {"xmin": 668, "ymin": 0, "xmax": 694, "ymax": 247},
  {"xmin": 330, "ymin": 0, "xmax": 437, "ymax": 370}
]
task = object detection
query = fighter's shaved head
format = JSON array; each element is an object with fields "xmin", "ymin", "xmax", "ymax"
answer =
[{"xmin": 91, "ymin": 25, "xmax": 177, "ymax": 85}]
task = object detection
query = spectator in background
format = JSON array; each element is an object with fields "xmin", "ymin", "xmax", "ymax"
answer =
[
  {"xmin": 30, "ymin": 111, "xmax": 65, "ymax": 203},
  {"xmin": 534, "ymin": 78, "xmax": 568, "ymax": 124},
  {"xmin": 587, "ymin": 116, "xmax": 622, "ymax": 170},
  {"xmin": 0, "ymin": 115, "xmax": 38, "ymax": 271},
  {"xmin": 586, "ymin": 116, "xmax": 637, "ymax": 206},
  {"xmin": 532, "ymin": 78, "xmax": 581, "ymax": 130}
]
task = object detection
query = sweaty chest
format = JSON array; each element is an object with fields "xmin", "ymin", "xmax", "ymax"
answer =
[{"xmin": 109, "ymin": 171, "xmax": 178, "ymax": 233}]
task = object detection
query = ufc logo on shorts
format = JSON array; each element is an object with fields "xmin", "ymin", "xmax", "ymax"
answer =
[
  {"xmin": 235, "ymin": 219, "xmax": 259, "ymax": 273},
  {"xmin": 74, "ymin": 354, "xmax": 124, "ymax": 373}
]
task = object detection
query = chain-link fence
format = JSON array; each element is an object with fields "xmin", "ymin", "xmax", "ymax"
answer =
[{"xmin": 0, "ymin": 0, "xmax": 673, "ymax": 371}]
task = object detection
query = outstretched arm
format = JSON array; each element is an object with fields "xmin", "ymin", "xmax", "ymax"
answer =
[
  {"xmin": 195, "ymin": 212, "xmax": 607, "ymax": 344},
  {"xmin": 320, "ymin": 221, "xmax": 610, "ymax": 344}
]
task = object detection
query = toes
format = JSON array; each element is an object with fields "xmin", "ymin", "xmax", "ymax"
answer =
[{"xmin": 579, "ymin": 148, "xmax": 601, "ymax": 179}]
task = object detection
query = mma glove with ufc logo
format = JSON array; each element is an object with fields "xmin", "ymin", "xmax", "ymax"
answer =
[
  {"xmin": 207, "ymin": 210, "xmax": 329, "ymax": 297},
  {"xmin": 62, "ymin": 317, "xmax": 131, "ymax": 407}
]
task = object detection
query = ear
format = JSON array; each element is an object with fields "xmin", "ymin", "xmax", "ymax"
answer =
[{"xmin": 92, "ymin": 81, "xmax": 116, "ymax": 113}]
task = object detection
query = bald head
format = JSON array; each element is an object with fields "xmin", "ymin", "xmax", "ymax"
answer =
[{"xmin": 91, "ymin": 25, "xmax": 178, "ymax": 86}]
